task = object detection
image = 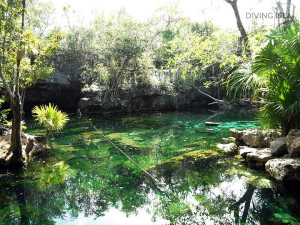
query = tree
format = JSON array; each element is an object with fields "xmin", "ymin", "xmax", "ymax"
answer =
[
  {"xmin": 276, "ymin": 0, "xmax": 294, "ymax": 26},
  {"xmin": 224, "ymin": 0, "xmax": 251, "ymax": 56},
  {"xmin": 228, "ymin": 22, "xmax": 300, "ymax": 136},
  {"xmin": 166, "ymin": 24, "xmax": 240, "ymax": 94},
  {"xmin": 32, "ymin": 103, "xmax": 69, "ymax": 145},
  {"xmin": 0, "ymin": 0, "xmax": 62, "ymax": 166}
]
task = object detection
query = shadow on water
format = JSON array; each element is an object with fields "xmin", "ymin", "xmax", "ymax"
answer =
[{"xmin": 233, "ymin": 184, "xmax": 256, "ymax": 224}]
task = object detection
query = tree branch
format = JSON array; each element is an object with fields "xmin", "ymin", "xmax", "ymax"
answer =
[
  {"xmin": 0, "ymin": 69, "xmax": 13, "ymax": 99},
  {"xmin": 193, "ymin": 85, "xmax": 224, "ymax": 103}
]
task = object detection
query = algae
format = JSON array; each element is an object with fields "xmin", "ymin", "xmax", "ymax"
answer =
[
  {"xmin": 105, "ymin": 132, "xmax": 147, "ymax": 150},
  {"xmin": 1, "ymin": 111, "xmax": 298, "ymax": 225}
]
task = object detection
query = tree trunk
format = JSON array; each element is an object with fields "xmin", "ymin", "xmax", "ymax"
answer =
[
  {"xmin": 286, "ymin": 0, "xmax": 292, "ymax": 17},
  {"xmin": 9, "ymin": 94, "xmax": 24, "ymax": 166},
  {"xmin": 225, "ymin": 0, "xmax": 251, "ymax": 56},
  {"xmin": 44, "ymin": 128, "xmax": 50, "ymax": 146}
]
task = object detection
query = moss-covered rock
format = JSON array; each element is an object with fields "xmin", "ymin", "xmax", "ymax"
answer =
[{"xmin": 150, "ymin": 149, "xmax": 224, "ymax": 172}]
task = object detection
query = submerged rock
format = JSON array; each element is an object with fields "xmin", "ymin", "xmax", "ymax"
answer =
[
  {"xmin": 270, "ymin": 137, "xmax": 287, "ymax": 157},
  {"xmin": 265, "ymin": 158, "xmax": 300, "ymax": 181},
  {"xmin": 105, "ymin": 132, "xmax": 146, "ymax": 150},
  {"xmin": 150, "ymin": 149, "xmax": 223, "ymax": 172}
]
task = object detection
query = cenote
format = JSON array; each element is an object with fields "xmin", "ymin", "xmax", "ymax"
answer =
[{"xmin": 0, "ymin": 110, "xmax": 299, "ymax": 225}]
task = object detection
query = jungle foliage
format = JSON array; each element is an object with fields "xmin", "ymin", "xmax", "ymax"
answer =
[
  {"xmin": 53, "ymin": 3, "xmax": 260, "ymax": 96},
  {"xmin": 228, "ymin": 21, "xmax": 300, "ymax": 135}
]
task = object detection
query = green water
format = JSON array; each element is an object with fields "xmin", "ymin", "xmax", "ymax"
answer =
[{"xmin": 0, "ymin": 110, "xmax": 299, "ymax": 225}]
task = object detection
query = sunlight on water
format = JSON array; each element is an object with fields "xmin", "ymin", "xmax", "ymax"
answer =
[{"xmin": 0, "ymin": 110, "xmax": 299, "ymax": 225}]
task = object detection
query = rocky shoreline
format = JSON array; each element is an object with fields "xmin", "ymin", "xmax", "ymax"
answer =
[
  {"xmin": 0, "ymin": 128, "xmax": 48, "ymax": 167},
  {"xmin": 218, "ymin": 129, "xmax": 300, "ymax": 182}
]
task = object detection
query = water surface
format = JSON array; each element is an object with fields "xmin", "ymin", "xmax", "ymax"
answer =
[{"xmin": 0, "ymin": 110, "xmax": 299, "ymax": 225}]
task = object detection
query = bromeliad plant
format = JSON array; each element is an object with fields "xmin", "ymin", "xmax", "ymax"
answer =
[
  {"xmin": 228, "ymin": 21, "xmax": 300, "ymax": 136},
  {"xmin": 32, "ymin": 103, "xmax": 69, "ymax": 145}
]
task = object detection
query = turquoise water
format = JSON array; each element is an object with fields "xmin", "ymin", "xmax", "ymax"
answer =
[{"xmin": 0, "ymin": 110, "xmax": 299, "ymax": 225}]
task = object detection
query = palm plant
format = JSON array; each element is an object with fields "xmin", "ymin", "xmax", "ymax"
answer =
[
  {"xmin": 228, "ymin": 21, "xmax": 300, "ymax": 136},
  {"xmin": 32, "ymin": 103, "xmax": 69, "ymax": 144}
]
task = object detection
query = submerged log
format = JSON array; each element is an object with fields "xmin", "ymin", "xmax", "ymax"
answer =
[{"xmin": 205, "ymin": 122, "xmax": 221, "ymax": 126}]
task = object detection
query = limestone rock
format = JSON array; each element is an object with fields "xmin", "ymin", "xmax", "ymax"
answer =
[
  {"xmin": 242, "ymin": 130, "xmax": 261, "ymax": 147},
  {"xmin": 230, "ymin": 129, "xmax": 244, "ymax": 140},
  {"xmin": 246, "ymin": 149, "xmax": 272, "ymax": 170},
  {"xmin": 235, "ymin": 138, "xmax": 245, "ymax": 146},
  {"xmin": 286, "ymin": 129, "xmax": 300, "ymax": 148},
  {"xmin": 230, "ymin": 129, "xmax": 280, "ymax": 148},
  {"xmin": 78, "ymin": 76, "xmax": 213, "ymax": 115},
  {"xmin": 290, "ymin": 137, "xmax": 300, "ymax": 157},
  {"xmin": 286, "ymin": 129, "xmax": 300, "ymax": 157},
  {"xmin": 217, "ymin": 143, "xmax": 238, "ymax": 154},
  {"xmin": 270, "ymin": 137, "xmax": 287, "ymax": 157},
  {"xmin": 238, "ymin": 146, "xmax": 258, "ymax": 158},
  {"xmin": 260, "ymin": 130, "xmax": 281, "ymax": 147},
  {"xmin": 265, "ymin": 158, "xmax": 300, "ymax": 181}
]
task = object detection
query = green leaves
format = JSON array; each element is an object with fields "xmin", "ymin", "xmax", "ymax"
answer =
[
  {"xmin": 228, "ymin": 21, "xmax": 300, "ymax": 134},
  {"xmin": 0, "ymin": 0, "xmax": 64, "ymax": 93},
  {"xmin": 166, "ymin": 28, "xmax": 240, "ymax": 89},
  {"xmin": 32, "ymin": 103, "xmax": 69, "ymax": 136},
  {"xmin": 0, "ymin": 96, "xmax": 10, "ymax": 122}
]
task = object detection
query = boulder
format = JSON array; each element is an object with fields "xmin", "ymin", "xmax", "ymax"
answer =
[
  {"xmin": 230, "ymin": 129, "xmax": 280, "ymax": 148},
  {"xmin": 230, "ymin": 129, "xmax": 244, "ymax": 140},
  {"xmin": 260, "ymin": 130, "xmax": 281, "ymax": 147},
  {"xmin": 246, "ymin": 149, "xmax": 272, "ymax": 170},
  {"xmin": 286, "ymin": 129, "xmax": 300, "ymax": 147},
  {"xmin": 238, "ymin": 146, "xmax": 258, "ymax": 158},
  {"xmin": 235, "ymin": 138, "xmax": 245, "ymax": 146},
  {"xmin": 286, "ymin": 129, "xmax": 300, "ymax": 157},
  {"xmin": 265, "ymin": 158, "xmax": 300, "ymax": 181},
  {"xmin": 217, "ymin": 143, "xmax": 238, "ymax": 154},
  {"xmin": 242, "ymin": 129, "xmax": 261, "ymax": 147},
  {"xmin": 290, "ymin": 137, "xmax": 300, "ymax": 157},
  {"xmin": 270, "ymin": 137, "xmax": 287, "ymax": 157}
]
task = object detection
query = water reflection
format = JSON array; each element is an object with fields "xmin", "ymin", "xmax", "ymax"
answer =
[{"xmin": 0, "ymin": 110, "xmax": 299, "ymax": 224}]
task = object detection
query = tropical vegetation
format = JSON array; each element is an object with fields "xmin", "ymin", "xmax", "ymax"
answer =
[
  {"xmin": 0, "ymin": 0, "xmax": 63, "ymax": 166},
  {"xmin": 32, "ymin": 103, "xmax": 69, "ymax": 145},
  {"xmin": 0, "ymin": 0, "xmax": 298, "ymax": 156},
  {"xmin": 228, "ymin": 21, "xmax": 300, "ymax": 135}
]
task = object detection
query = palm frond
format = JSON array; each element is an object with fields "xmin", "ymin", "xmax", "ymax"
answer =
[{"xmin": 32, "ymin": 103, "xmax": 69, "ymax": 134}]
